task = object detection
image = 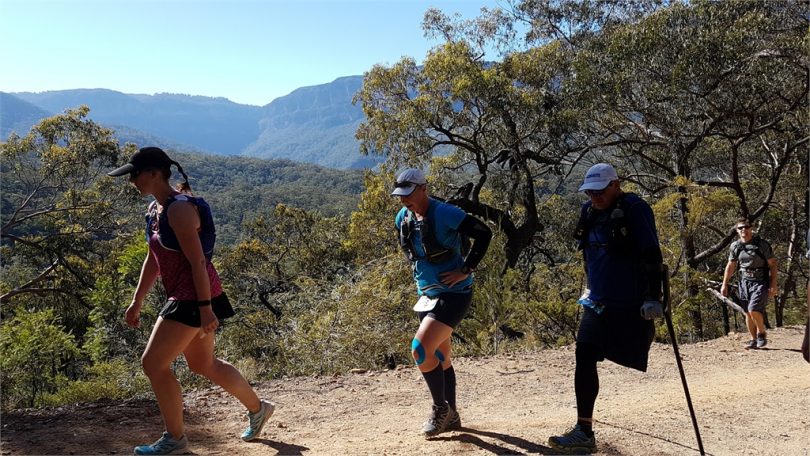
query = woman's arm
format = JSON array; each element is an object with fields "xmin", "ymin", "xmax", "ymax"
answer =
[
  {"xmin": 125, "ymin": 249, "xmax": 160, "ymax": 328},
  {"xmin": 133, "ymin": 249, "xmax": 160, "ymax": 305}
]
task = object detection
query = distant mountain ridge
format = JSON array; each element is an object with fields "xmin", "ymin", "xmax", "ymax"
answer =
[
  {"xmin": 3, "ymin": 76, "xmax": 382, "ymax": 169},
  {"xmin": 244, "ymin": 76, "xmax": 377, "ymax": 168},
  {"xmin": 0, "ymin": 93, "xmax": 52, "ymax": 139}
]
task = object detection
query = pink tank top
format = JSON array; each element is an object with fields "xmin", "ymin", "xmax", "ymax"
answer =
[{"xmin": 148, "ymin": 231, "xmax": 223, "ymax": 301}]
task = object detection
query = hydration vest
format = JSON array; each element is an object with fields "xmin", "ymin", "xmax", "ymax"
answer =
[
  {"xmin": 573, "ymin": 193, "xmax": 635, "ymax": 255},
  {"xmin": 146, "ymin": 194, "xmax": 216, "ymax": 261},
  {"xmin": 398, "ymin": 207, "xmax": 470, "ymax": 264}
]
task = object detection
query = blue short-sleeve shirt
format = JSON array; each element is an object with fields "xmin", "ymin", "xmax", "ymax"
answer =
[
  {"xmin": 395, "ymin": 198, "xmax": 471, "ymax": 297},
  {"xmin": 579, "ymin": 193, "xmax": 660, "ymax": 309}
]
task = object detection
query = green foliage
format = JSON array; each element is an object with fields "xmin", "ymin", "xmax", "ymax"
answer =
[
  {"xmin": 163, "ymin": 153, "xmax": 364, "ymax": 244},
  {"xmin": 345, "ymin": 167, "xmax": 401, "ymax": 265},
  {"xmin": 324, "ymin": 257, "xmax": 414, "ymax": 371},
  {"xmin": 0, "ymin": 309, "xmax": 80, "ymax": 409},
  {"xmin": 42, "ymin": 360, "xmax": 150, "ymax": 407}
]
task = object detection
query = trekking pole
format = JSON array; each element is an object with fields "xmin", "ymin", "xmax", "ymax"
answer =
[{"xmin": 662, "ymin": 264, "xmax": 705, "ymax": 456}]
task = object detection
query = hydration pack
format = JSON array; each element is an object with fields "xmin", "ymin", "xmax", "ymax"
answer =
[
  {"xmin": 399, "ymin": 208, "xmax": 470, "ymax": 264},
  {"xmin": 573, "ymin": 193, "xmax": 635, "ymax": 255},
  {"xmin": 732, "ymin": 236, "xmax": 771, "ymax": 282}
]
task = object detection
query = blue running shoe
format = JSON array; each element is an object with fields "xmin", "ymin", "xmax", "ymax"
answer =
[
  {"xmin": 133, "ymin": 432, "xmax": 187, "ymax": 455},
  {"xmin": 241, "ymin": 400, "xmax": 275, "ymax": 441},
  {"xmin": 548, "ymin": 424, "xmax": 596, "ymax": 454}
]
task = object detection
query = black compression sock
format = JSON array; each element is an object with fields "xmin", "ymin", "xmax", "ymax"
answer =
[
  {"xmin": 421, "ymin": 364, "xmax": 446, "ymax": 406},
  {"xmin": 444, "ymin": 365, "xmax": 457, "ymax": 411}
]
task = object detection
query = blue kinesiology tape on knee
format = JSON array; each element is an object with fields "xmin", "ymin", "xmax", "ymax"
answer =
[
  {"xmin": 434, "ymin": 349, "xmax": 445, "ymax": 363},
  {"xmin": 411, "ymin": 338, "xmax": 426, "ymax": 365}
]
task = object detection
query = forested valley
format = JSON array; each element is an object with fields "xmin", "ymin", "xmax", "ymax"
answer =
[{"xmin": 1, "ymin": 0, "xmax": 807, "ymax": 411}]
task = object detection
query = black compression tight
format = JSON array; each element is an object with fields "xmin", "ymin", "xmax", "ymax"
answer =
[{"xmin": 575, "ymin": 343, "xmax": 600, "ymax": 420}]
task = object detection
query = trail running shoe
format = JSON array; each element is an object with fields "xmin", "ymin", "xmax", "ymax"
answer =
[
  {"xmin": 422, "ymin": 402, "xmax": 453, "ymax": 437},
  {"xmin": 446, "ymin": 407, "xmax": 462, "ymax": 430},
  {"xmin": 548, "ymin": 424, "xmax": 597, "ymax": 454},
  {"xmin": 744, "ymin": 339, "xmax": 758, "ymax": 350},
  {"xmin": 133, "ymin": 432, "xmax": 187, "ymax": 455},
  {"xmin": 756, "ymin": 334, "xmax": 767, "ymax": 348},
  {"xmin": 241, "ymin": 400, "xmax": 275, "ymax": 441}
]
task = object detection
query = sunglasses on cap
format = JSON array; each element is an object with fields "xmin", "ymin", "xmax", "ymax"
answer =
[{"xmin": 395, "ymin": 181, "xmax": 422, "ymax": 188}]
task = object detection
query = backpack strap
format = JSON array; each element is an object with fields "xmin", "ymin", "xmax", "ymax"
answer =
[
  {"xmin": 398, "ymin": 205, "xmax": 458, "ymax": 264},
  {"xmin": 734, "ymin": 237, "xmax": 770, "ymax": 265}
]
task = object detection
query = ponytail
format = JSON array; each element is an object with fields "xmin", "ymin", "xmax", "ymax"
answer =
[{"xmin": 171, "ymin": 161, "xmax": 193, "ymax": 195}]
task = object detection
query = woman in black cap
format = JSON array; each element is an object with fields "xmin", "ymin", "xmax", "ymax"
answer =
[{"xmin": 108, "ymin": 147, "xmax": 273, "ymax": 455}]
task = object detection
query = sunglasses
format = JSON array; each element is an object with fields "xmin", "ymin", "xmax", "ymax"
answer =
[
  {"xmin": 736, "ymin": 225, "xmax": 751, "ymax": 231},
  {"xmin": 584, "ymin": 181, "xmax": 613, "ymax": 197}
]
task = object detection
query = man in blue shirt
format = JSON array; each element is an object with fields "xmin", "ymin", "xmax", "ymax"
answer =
[
  {"xmin": 549, "ymin": 163, "xmax": 664, "ymax": 454},
  {"xmin": 393, "ymin": 168, "xmax": 491, "ymax": 437}
]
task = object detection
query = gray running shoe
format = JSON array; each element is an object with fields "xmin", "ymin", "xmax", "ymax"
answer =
[
  {"xmin": 756, "ymin": 335, "xmax": 767, "ymax": 348},
  {"xmin": 422, "ymin": 402, "xmax": 453, "ymax": 437},
  {"xmin": 744, "ymin": 339, "xmax": 757, "ymax": 349},
  {"xmin": 241, "ymin": 400, "xmax": 275, "ymax": 441},
  {"xmin": 446, "ymin": 407, "xmax": 462, "ymax": 430},
  {"xmin": 134, "ymin": 432, "xmax": 188, "ymax": 455},
  {"xmin": 548, "ymin": 424, "xmax": 596, "ymax": 454}
]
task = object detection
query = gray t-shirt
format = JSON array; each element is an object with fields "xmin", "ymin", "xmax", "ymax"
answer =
[{"xmin": 729, "ymin": 236, "xmax": 774, "ymax": 282}]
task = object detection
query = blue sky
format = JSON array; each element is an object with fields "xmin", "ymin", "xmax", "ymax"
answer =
[{"xmin": 1, "ymin": 0, "xmax": 501, "ymax": 106}]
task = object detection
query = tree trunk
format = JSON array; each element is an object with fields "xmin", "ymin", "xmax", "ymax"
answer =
[
  {"xmin": 678, "ymin": 181, "xmax": 704, "ymax": 338},
  {"xmin": 775, "ymin": 201, "xmax": 800, "ymax": 326}
]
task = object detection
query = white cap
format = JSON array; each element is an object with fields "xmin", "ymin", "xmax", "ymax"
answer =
[
  {"xmin": 391, "ymin": 168, "xmax": 427, "ymax": 196},
  {"xmin": 578, "ymin": 163, "xmax": 619, "ymax": 192}
]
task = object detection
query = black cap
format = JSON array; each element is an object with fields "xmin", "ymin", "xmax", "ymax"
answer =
[{"xmin": 108, "ymin": 147, "xmax": 173, "ymax": 177}]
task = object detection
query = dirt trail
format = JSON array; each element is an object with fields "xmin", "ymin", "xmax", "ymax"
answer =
[{"xmin": 2, "ymin": 326, "xmax": 808, "ymax": 455}]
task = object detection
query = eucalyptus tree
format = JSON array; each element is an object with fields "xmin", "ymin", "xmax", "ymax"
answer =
[
  {"xmin": 357, "ymin": 36, "xmax": 593, "ymax": 268},
  {"xmin": 0, "ymin": 107, "xmax": 139, "ymax": 324}
]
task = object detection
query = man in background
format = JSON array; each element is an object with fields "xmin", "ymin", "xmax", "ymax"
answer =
[{"xmin": 720, "ymin": 218, "xmax": 778, "ymax": 349}]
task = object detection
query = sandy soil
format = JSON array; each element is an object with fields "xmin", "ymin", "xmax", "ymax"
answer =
[{"xmin": 2, "ymin": 326, "xmax": 808, "ymax": 455}]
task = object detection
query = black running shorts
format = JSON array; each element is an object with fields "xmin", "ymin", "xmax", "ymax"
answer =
[
  {"xmin": 159, "ymin": 293, "xmax": 235, "ymax": 328},
  {"xmin": 417, "ymin": 291, "xmax": 473, "ymax": 329},
  {"xmin": 577, "ymin": 306, "xmax": 655, "ymax": 372}
]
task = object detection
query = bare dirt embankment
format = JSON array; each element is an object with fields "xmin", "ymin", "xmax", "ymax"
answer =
[{"xmin": 2, "ymin": 326, "xmax": 809, "ymax": 455}]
